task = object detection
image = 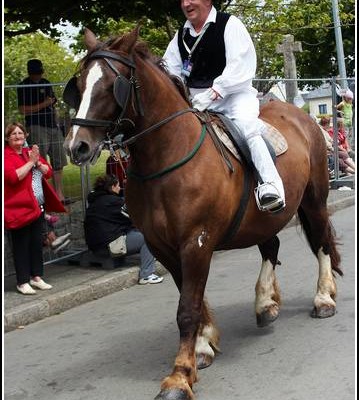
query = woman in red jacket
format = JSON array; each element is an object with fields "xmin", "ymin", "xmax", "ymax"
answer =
[{"xmin": 4, "ymin": 122, "xmax": 66, "ymax": 294}]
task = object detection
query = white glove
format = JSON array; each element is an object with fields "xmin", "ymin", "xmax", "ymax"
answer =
[{"xmin": 192, "ymin": 88, "xmax": 219, "ymax": 111}]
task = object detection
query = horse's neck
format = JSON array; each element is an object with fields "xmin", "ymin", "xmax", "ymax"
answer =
[
  {"xmin": 130, "ymin": 56, "xmax": 200, "ymax": 170},
  {"xmin": 136, "ymin": 56, "xmax": 189, "ymax": 125}
]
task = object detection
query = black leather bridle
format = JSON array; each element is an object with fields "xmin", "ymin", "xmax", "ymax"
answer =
[
  {"xmin": 64, "ymin": 49, "xmax": 196, "ymax": 148},
  {"xmin": 64, "ymin": 50, "xmax": 144, "ymax": 139}
]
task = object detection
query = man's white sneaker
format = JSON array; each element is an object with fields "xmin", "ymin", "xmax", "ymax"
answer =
[
  {"xmin": 30, "ymin": 278, "xmax": 52, "ymax": 290},
  {"xmin": 138, "ymin": 274, "xmax": 164, "ymax": 285},
  {"xmin": 17, "ymin": 283, "xmax": 37, "ymax": 295}
]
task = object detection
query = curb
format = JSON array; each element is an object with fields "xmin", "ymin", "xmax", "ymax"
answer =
[
  {"xmin": 5, "ymin": 264, "xmax": 167, "ymax": 333},
  {"xmin": 4, "ymin": 195, "xmax": 355, "ymax": 333}
]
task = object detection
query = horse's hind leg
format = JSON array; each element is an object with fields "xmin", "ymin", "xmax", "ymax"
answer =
[
  {"xmin": 297, "ymin": 203, "xmax": 342, "ymax": 318},
  {"xmin": 256, "ymin": 236, "xmax": 282, "ymax": 327}
]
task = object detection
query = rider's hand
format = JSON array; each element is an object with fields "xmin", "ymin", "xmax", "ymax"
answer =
[{"xmin": 192, "ymin": 88, "xmax": 220, "ymax": 112}]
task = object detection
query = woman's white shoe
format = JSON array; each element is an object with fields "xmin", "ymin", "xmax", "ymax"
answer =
[
  {"xmin": 17, "ymin": 283, "xmax": 37, "ymax": 295},
  {"xmin": 30, "ymin": 278, "xmax": 53, "ymax": 290}
]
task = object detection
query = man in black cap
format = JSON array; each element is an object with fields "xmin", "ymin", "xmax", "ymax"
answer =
[{"xmin": 17, "ymin": 59, "xmax": 69, "ymax": 204}]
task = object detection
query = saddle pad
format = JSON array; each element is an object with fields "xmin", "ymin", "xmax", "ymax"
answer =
[{"xmin": 212, "ymin": 121, "xmax": 288, "ymax": 161}]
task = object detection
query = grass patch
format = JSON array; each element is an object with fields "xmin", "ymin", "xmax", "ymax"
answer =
[{"xmin": 60, "ymin": 150, "xmax": 111, "ymax": 199}]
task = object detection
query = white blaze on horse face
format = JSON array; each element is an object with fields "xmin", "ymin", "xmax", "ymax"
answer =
[{"xmin": 69, "ymin": 62, "xmax": 103, "ymax": 147}]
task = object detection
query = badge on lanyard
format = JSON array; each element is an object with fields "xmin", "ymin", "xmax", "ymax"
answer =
[
  {"xmin": 181, "ymin": 59, "xmax": 193, "ymax": 78},
  {"xmin": 181, "ymin": 23, "xmax": 209, "ymax": 79}
]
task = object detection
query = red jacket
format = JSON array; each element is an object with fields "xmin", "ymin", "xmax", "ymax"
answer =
[
  {"xmin": 4, "ymin": 145, "xmax": 66, "ymax": 229},
  {"xmin": 328, "ymin": 127, "xmax": 349, "ymax": 149}
]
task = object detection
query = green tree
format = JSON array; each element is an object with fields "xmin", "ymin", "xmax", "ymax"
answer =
[
  {"xmin": 70, "ymin": 18, "xmax": 170, "ymax": 57},
  {"xmin": 4, "ymin": 1, "xmax": 223, "ymax": 38},
  {"xmin": 229, "ymin": 0, "xmax": 355, "ymax": 91}
]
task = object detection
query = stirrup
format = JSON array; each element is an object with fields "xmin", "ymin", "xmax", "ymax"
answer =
[{"xmin": 254, "ymin": 183, "xmax": 285, "ymax": 213}]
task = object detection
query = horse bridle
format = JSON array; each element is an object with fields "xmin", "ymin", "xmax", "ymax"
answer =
[
  {"xmin": 64, "ymin": 50, "xmax": 144, "ymax": 138},
  {"xmin": 64, "ymin": 49, "xmax": 196, "ymax": 149}
]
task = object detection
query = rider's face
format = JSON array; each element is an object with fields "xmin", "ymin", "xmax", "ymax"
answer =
[{"xmin": 181, "ymin": 0, "xmax": 212, "ymax": 31}]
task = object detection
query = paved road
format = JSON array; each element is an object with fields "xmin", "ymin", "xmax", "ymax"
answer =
[{"xmin": 4, "ymin": 206, "xmax": 355, "ymax": 400}]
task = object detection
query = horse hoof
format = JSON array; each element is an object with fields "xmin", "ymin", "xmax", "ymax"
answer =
[
  {"xmin": 196, "ymin": 353, "xmax": 213, "ymax": 369},
  {"xmin": 311, "ymin": 306, "xmax": 336, "ymax": 318},
  {"xmin": 256, "ymin": 310, "xmax": 279, "ymax": 327},
  {"xmin": 154, "ymin": 388, "xmax": 193, "ymax": 400}
]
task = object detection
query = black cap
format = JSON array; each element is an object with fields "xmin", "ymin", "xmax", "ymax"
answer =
[{"xmin": 27, "ymin": 59, "xmax": 44, "ymax": 74}]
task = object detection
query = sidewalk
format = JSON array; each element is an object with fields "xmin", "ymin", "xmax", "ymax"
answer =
[{"xmin": 4, "ymin": 188, "xmax": 355, "ymax": 333}]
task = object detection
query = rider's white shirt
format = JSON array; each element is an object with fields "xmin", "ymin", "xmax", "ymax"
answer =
[{"xmin": 163, "ymin": 6, "xmax": 261, "ymax": 127}]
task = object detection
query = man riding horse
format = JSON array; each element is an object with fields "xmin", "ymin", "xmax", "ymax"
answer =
[{"xmin": 163, "ymin": 0, "xmax": 285, "ymax": 213}]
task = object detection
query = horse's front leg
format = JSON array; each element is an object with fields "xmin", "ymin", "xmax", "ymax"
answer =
[
  {"xmin": 256, "ymin": 237, "xmax": 282, "ymax": 327},
  {"xmin": 155, "ymin": 250, "xmax": 213, "ymax": 400},
  {"xmin": 157, "ymin": 256, "xmax": 220, "ymax": 371}
]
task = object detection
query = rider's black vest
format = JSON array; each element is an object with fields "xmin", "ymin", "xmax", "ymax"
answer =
[{"xmin": 178, "ymin": 12, "xmax": 230, "ymax": 88}]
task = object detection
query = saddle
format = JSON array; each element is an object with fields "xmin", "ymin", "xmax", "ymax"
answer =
[{"xmin": 203, "ymin": 112, "xmax": 288, "ymax": 171}]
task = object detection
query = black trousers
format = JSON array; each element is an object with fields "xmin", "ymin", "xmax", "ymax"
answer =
[{"xmin": 10, "ymin": 213, "xmax": 44, "ymax": 285}]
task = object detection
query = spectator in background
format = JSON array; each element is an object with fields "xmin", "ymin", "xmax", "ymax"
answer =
[
  {"xmin": 336, "ymin": 88, "xmax": 354, "ymax": 151},
  {"xmin": 4, "ymin": 122, "xmax": 66, "ymax": 295},
  {"xmin": 318, "ymin": 116, "xmax": 335, "ymax": 176},
  {"xmin": 105, "ymin": 153, "xmax": 129, "ymax": 191},
  {"xmin": 326, "ymin": 118, "xmax": 355, "ymax": 176},
  {"xmin": 17, "ymin": 59, "xmax": 70, "ymax": 205},
  {"xmin": 84, "ymin": 175, "xmax": 164, "ymax": 285}
]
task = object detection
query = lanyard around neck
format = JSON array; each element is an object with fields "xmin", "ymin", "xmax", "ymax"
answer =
[{"xmin": 182, "ymin": 23, "xmax": 210, "ymax": 59}]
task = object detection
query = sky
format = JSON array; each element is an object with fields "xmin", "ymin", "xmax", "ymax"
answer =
[{"xmin": 54, "ymin": 21, "xmax": 81, "ymax": 53}]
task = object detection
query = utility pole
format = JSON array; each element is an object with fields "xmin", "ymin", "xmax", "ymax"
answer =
[
  {"xmin": 331, "ymin": 0, "xmax": 348, "ymax": 89},
  {"xmin": 276, "ymin": 34, "xmax": 302, "ymax": 104}
]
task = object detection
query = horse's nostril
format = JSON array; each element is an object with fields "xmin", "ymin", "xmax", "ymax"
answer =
[
  {"xmin": 76, "ymin": 141, "xmax": 90, "ymax": 156},
  {"xmin": 67, "ymin": 140, "xmax": 93, "ymax": 165}
]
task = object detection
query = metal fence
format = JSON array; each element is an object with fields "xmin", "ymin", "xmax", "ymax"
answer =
[{"xmin": 3, "ymin": 77, "xmax": 356, "ymax": 275}]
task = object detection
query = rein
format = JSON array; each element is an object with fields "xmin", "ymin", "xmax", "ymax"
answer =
[
  {"xmin": 122, "ymin": 108, "xmax": 196, "ymax": 147},
  {"xmin": 127, "ymin": 124, "xmax": 207, "ymax": 181}
]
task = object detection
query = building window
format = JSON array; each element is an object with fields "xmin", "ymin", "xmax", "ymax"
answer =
[{"xmin": 318, "ymin": 104, "xmax": 327, "ymax": 114}]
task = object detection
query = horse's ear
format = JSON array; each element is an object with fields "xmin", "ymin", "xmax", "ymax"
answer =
[
  {"xmin": 84, "ymin": 27, "xmax": 99, "ymax": 51},
  {"xmin": 111, "ymin": 25, "xmax": 141, "ymax": 54}
]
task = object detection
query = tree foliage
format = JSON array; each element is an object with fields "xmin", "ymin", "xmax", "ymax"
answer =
[
  {"xmin": 229, "ymin": 0, "xmax": 355, "ymax": 91},
  {"xmin": 4, "ymin": 0, "xmax": 224, "ymax": 38}
]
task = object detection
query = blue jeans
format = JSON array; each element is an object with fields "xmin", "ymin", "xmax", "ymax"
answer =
[{"xmin": 126, "ymin": 229, "xmax": 155, "ymax": 279}]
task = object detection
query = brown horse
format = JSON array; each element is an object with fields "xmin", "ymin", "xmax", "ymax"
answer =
[{"xmin": 63, "ymin": 27, "xmax": 342, "ymax": 400}]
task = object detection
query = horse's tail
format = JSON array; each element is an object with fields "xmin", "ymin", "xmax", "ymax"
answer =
[{"xmin": 297, "ymin": 207, "xmax": 343, "ymax": 276}]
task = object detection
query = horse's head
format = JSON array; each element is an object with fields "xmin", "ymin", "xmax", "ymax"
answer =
[{"xmin": 63, "ymin": 27, "xmax": 142, "ymax": 165}]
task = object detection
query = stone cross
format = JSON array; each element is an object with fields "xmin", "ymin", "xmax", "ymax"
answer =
[{"xmin": 276, "ymin": 34, "xmax": 302, "ymax": 104}]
